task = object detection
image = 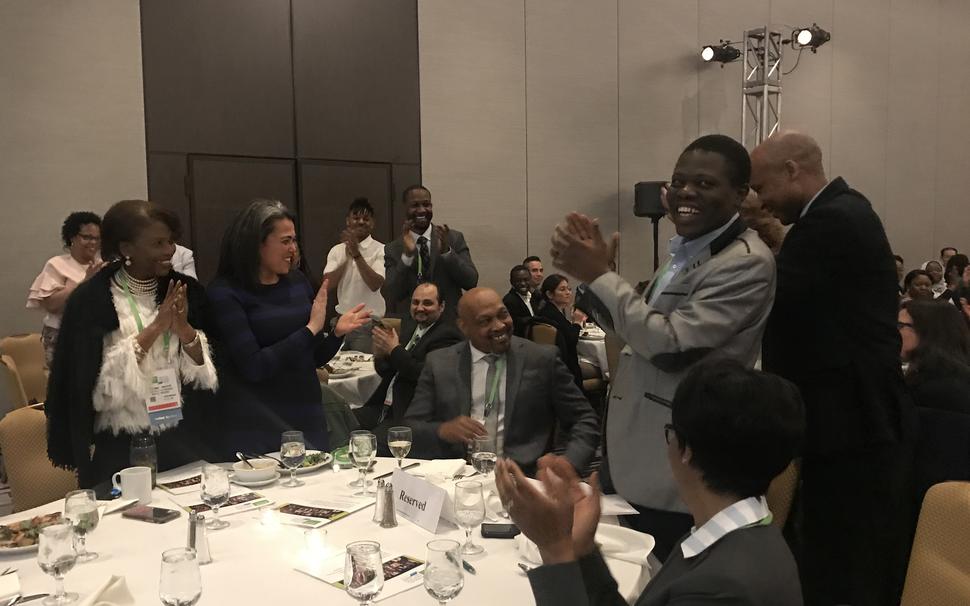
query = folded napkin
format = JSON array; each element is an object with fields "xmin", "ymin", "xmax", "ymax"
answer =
[
  {"xmin": 0, "ymin": 573, "xmax": 20, "ymax": 602},
  {"xmin": 79, "ymin": 575, "xmax": 135, "ymax": 606},
  {"xmin": 411, "ymin": 459, "xmax": 467, "ymax": 481}
]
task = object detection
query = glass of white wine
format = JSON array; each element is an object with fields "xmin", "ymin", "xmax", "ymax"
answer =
[
  {"xmin": 454, "ymin": 480, "xmax": 485, "ymax": 555},
  {"xmin": 200, "ymin": 465, "xmax": 230, "ymax": 530},
  {"xmin": 471, "ymin": 436, "xmax": 496, "ymax": 475},
  {"xmin": 37, "ymin": 522, "xmax": 78, "ymax": 606},
  {"xmin": 63, "ymin": 489, "xmax": 99, "ymax": 562},
  {"xmin": 423, "ymin": 539, "xmax": 464, "ymax": 605},
  {"xmin": 281, "ymin": 430, "xmax": 307, "ymax": 487},
  {"xmin": 350, "ymin": 432, "xmax": 377, "ymax": 497},
  {"xmin": 343, "ymin": 541, "xmax": 384, "ymax": 606},
  {"xmin": 159, "ymin": 547, "xmax": 202, "ymax": 606},
  {"xmin": 387, "ymin": 426, "xmax": 412, "ymax": 468}
]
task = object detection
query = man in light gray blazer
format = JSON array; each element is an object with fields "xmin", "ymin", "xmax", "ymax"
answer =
[
  {"xmin": 555, "ymin": 135, "xmax": 776, "ymax": 560},
  {"xmin": 404, "ymin": 287, "xmax": 599, "ymax": 475}
]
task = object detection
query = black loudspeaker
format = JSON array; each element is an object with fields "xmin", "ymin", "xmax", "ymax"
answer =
[{"xmin": 633, "ymin": 181, "xmax": 667, "ymax": 219}]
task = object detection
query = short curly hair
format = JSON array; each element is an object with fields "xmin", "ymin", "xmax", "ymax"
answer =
[{"xmin": 60, "ymin": 212, "xmax": 101, "ymax": 248}]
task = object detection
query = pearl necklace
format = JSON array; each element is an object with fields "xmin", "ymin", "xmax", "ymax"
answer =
[{"xmin": 119, "ymin": 267, "xmax": 158, "ymax": 297}]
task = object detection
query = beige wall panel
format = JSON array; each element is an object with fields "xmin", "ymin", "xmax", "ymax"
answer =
[
  {"xmin": 0, "ymin": 1, "xmax": 147, "ymax": 337},
  {"xmin": 525, "ymin": 0, "xmax": 619, "ymax": 279},
  {"xmin": 883, "ymin": 0, "xmax": 938, "ymax": 266},
  {"xmin": 418, "ymin": 0, "xmax": 527, "ymax": 295},
  {"xmin": 829, "ymin": 0, "xmax": 890, "ymax": 219},
  {"xmin": 617, "ymin": 0, "xmax": 699, "ymax": 283},
  {"xmin": 933, "ymin": 0, "xmax": 970, "ymax": 259}
]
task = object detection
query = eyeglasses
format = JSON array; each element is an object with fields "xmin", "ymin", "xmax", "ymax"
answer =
[{"xmin": 896, "ymin": 321, "xmax": 914, "ymax": 330}]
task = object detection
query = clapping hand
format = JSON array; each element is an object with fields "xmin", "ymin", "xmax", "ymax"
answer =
[
  {"xmin": 434, "ymin": 224, "xmax": 451, "ymax": 254},
  {"xmin": 83, "ymin": 260, "xmax": 107, "ymax": 281},
  {"xmin": 550, "ymin": 213, "xmax": 616, "ymax": 284},
  {"xmin": 153, "ymin": 280, "xmax": 179, "ymax": 332},
  {"xmin": 402, "ymin": 221, "xmax": 417, "ymax": 256},
  {"xmin": 342, "ymin": 229, "xmax": 361, "ymax": 260},
  {"xmin": 307, "ymin": 279, "xmax": 330, "ymax": 335},
  {"xmin": 334, "ymin": 303, "xmax": 370, "ymax": 337},
  {"xmin": 372, "ymin": 325, "xmax": 400, "ymax": 357}
]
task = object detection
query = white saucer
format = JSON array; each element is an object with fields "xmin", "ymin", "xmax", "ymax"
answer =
[{"xmin": 231, "ymin": 471, "xmax": 280, "ymax": 488}]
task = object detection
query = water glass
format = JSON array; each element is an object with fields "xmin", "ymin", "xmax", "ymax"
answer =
[
  {"xmin": 424, "ymin": 539, "xmax": 464, "ymax": 605},
  {"xmin": 200, "ymin": 465, "xmax": 230, "ymax": 530},
  {"xmin": 37, "ymin": 522, "xmax": 78, "ymax": 606},
  {"xmin": 471, "ymin": 436, "xmax": 496, "ymax": 475},
  {"xmin": 343, "ymin": 541, "xmax": 384, "ymax": 606},
  {"xmin": 350, "ymin": 432, "xmax": 377, "ymax": 497},
  {"xmin": 63, "ymin": 489, "xmax": 99, "ymax": 562},
  {"xmin": 281, "ymin": 430, "xmax": 307, "ymax": 488},
  {"xmin": 454, "ymin": 480, "xmax": 485, "ymax": 555},
  {"xmin": 387, "ymin": 426, "xmax": 412, "ymax": 468},
  {"xmin": 130, "ymin": 434, "xmax": 158, "ymax": 486},
  {"xmin": 159, "ymin": 547, "xmax": 202, "ymax": 606},
  {"xmin": 346, "ymin": 430, "xmax": 373, "ymax": 489}
]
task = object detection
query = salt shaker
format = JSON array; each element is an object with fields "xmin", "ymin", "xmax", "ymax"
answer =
[
  {"xmin": 187, "ymin": 510, "xmax": 212, "ymax": 565},
  {"xmin": 379, "ymin": 482, "xmax": 398, "ymax": 529},
  {"xmin": 372, "ymin": 479, "xmax": 386, "ymax": 524}
]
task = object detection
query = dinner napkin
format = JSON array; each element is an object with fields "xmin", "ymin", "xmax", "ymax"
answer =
[
  {"xmin": 411, "ymin": 459, "xmax": 466, "ymax": 481},
  {"xmin": 78, "ymin": 575, "xmax": 134, "ymax": 606},
  {"xmin": 0, "ymin": 573, "xmax": 20, "ymax": 602}
]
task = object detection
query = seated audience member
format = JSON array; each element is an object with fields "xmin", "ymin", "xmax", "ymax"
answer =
[
  {"xmin": 944, "ymin": 253, "xmax": 970, "ymax": 301},
  {"xmin": 922, "ymin": 260, "xmax": 947, "ymax": 298},
  {"xmin": 354, "ymin": 282, "xmax": 463, "ymax": 452},
  {"xmin": 902, "ymin": 269, "xmax": 934, "ymax": 302},
  {"xmin": 27, "ymin": 211, "xmax": 105, "ymax": 366},
  {"xmin": 523, "ymin": 255, "xmax": 544, "ymax": 298},
  {"xmin": 497, "ymin": 358, "xmax": 805, "ymax": 606},
  {"xmin": 46, "ymin": 200, "xmax": 217, "ymax": 488},
  {"xmin": 941, "ymin": 246, "xmax": 958, "ymax": 268},
  {"xmin": 172, "ymin": 244, "xmax": 197, "ymax": 279},
  {"xmin": 894, "ymin": 255, "xmax": 905, "ymax": 293},
  {"xmin": 503, "ymin": 265, "xmax": 535, "ymax": 337},
  {"xmin": 533, "ymin": 274, "xmax": 587, "ymax": 388},
  {"xmin": 405, "ymin": 287, "xmax": 599, "ymax": 475},
  {"xmin": 323, "ymin": 197, "xmax": 386, "ymax": 353},
  {"xmin": 206, "ymin": 199, "xmax": 370, "ymax": 456},
  {"xmin": 899, "ymin": 299, "xmax": 970, "ymax": 502}
]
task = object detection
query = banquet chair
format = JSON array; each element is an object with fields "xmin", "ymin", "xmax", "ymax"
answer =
[
  {"xmin": 765, "ymin": 460, "xmax": 800, "ymax": 528},
  {"xmin": 901, "ymin": 482, "xmax": 970, "ymax": 606},
  {"xmin": 0, "ymin": 333, "xmax": 47, "ymax": 404},
  {"xmin": 528, "ymin": 323, "xmax": 558, "ymax": 347},
  {"xmin": 0, "ymin": 407, "xmax": 77, "ymax": 512},
  {"xmin": 0, "ymin": 355, "xmax": 28, "ymax": 411}
]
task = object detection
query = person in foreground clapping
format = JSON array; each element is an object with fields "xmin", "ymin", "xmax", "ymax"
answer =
[
  {"xmin": 46, "ymin": 200, "xmax": 217, "ymax": 488},
  {"xmin": 497, "ymin": 358, "xmax": 805, "ymax": 606},
  {"xmin": 206, "ymin": 199, "xmax": 370, "ymax": 457}
]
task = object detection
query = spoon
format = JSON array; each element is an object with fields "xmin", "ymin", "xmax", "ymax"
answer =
[
  {"xmin": 234, "ymin": 452, "xmax": 255, "ymax": 469},
  {"xmin": 244, "ymin": 452, "xmax": 285, "ymax": 466}
]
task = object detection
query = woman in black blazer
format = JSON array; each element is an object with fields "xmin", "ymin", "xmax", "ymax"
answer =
[{"xmin": 533, "ymin": 274, "xmax": 587, "ymax": 388}]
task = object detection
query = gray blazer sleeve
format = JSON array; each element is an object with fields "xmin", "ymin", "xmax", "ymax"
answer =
[
  {"xmin": 527, "ymin": 550, "xmax": 626, "ymax": 606},
  {"xmin": 437, "ymin": 231, "xmax": 479, "ymax": 290},
  {"xmin": 548, "ymin": 354, "xmax": 600, "ymax": 472}
]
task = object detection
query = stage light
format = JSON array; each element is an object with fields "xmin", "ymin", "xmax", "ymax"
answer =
[
  {"xmin": 791, "ymin": 23, "xmax": 830, "ymax": 51},
  {"xmin": 700, "ymin": 43, "xmax": 741, "ymax": 63}
]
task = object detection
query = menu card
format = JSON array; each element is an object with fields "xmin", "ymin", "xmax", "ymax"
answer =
[{"xmin": 296, "ymin": 550, "xmax": 425, "ymax": 602}]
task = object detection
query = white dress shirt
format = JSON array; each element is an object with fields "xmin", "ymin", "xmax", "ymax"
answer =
[
  {"xmin": 324, "ymin": 235, "xmax": 386, "ymax": 315},
  {"xmin": 648, "ymin": 214, "xmax": 740, "ymax": 305},
  {"xmin": 468, "ymin": 343, "xmax": 507, "ymax": 453},
  {"xmin": 799, "ymin": 180, "xmax": 832, "ymax": 220},
  {"xmin": 519, "ymin": 292, "xmax": 534, "ymax": 315}
]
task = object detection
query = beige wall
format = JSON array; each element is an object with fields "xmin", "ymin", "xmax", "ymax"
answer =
[
  {"xmin": 419, "ymin": 0, "xmax": 970, "ymax": 293},
  {"xmin": 0, "ymin": 0, "xmax": 147, "ymax": 337}
]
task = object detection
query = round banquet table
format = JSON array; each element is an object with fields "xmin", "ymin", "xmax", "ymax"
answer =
[
  {"xmin": 326, "ymin": 361, "xmax": 383, "ymax": 409},
  {"xmin": 0, "ymin": 458, "xmax": 645, "ymax": 605},
  {"xmin": 577, "ymin": 336, "xmax": 610, "ymax": 380}
]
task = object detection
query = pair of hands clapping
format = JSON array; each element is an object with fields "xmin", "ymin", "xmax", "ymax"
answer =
[
  {"xmin": 402, "ymin": 222, "xmax": 452, "ymax": 256},
  {"xmin": 306, "ymin": 278, "xmax": 371, "ymax": 336},
  {"xmin": 151, "ymin": 280, "xmax": 193, "ymax": 341}
]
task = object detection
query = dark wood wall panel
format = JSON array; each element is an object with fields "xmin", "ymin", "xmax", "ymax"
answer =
[
  {"xmin": 189, "ymin": 156, "xmax": 297, "ymax": 283},
  {"xmin": 146, "ymin": 153, "xmax": 192, "ymax": 246},
  {"xmin": 390, "ymin": 163, "xmax": 421, "ymax": 232},
  {"xmin": 141, "ymin": 0, "xmax": 294, "ymax": 157},
  {"xmin": 292, "ymin": 0, "xmax": 420, "ymax": 163}
]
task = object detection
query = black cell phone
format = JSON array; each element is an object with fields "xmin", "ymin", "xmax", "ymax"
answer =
[
  {"xmin": 121, "ymin": 505, "xmax": 181, "ymax": 524},
  {"xmin": 481, "ymin": 523, "xmax": 520, "ymax": 539}
]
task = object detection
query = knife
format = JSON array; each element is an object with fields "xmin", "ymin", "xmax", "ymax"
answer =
[{"xmin": 15, "ymin": 594, "xmax": 49, "ymax": 604}]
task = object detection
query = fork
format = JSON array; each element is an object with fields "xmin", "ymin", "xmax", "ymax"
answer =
[{"xmin": 452, "ymin": 470, "xmax": 481, "ymax": 481}]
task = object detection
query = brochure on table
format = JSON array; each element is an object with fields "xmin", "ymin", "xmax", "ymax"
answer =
[
  {"xmin": 273, "ymin": 495, "xmax": 375, "ymax": 529},
  {"xmin": 296, "ymin": 549, "xmax": 426, "ymax": 602}
]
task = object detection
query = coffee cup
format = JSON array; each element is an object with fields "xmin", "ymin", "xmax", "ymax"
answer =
[{"xmin": 112, "ymin": 466, "xmax": 153, "ymax": 504}]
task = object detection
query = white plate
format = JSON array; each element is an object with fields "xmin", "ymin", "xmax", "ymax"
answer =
[
  {"xmin": 326, "ymin": 367, "xmax": 357, "ymax": 378},
  {"xmin": 231, "ymin": 471, "xmax": 280, "ymax": 488},
  {"xmin": 264, "ymin": 450, "xmax": 333, "ymax": 474},
  {"xmin": 0, "ymin": 543, "xmax": 38, "ymax": 556}
]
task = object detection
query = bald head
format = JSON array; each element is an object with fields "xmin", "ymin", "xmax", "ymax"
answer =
[
  {"xmin": 749, "ymin": 131, "xmax": 829, "ymax": 225},
  {"xmin": 458, "ymin": 287, "xmax": 513, "ymax": 353}
]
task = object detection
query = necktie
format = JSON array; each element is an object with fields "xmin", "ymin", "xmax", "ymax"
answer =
[
  {"xmin": 524, "ymin": 292, "xmax": 533, "ymax": 315},
  {"xmin": 416, "ymin": 236, "xmax": 431, "ymax": 282},
  {"xmin": 483, "ymin": 354, "xmax": 504, "ymax": 455}
]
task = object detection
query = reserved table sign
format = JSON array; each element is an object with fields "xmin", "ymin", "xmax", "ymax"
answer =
[{"xmin": 392, "ymin": 468, "xmax": 446, "ymax": 533}]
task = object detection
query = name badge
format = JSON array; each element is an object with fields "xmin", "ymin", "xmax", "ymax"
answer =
[
  {"xmin": 392, "ymin": 468, "xmax": 446, "ymax": 533},
  {"xmin": 146, "ymin": 367, "xmax": 183, "ymax": 430}
]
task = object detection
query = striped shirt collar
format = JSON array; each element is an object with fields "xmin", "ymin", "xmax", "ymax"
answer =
[{"xmin": 680, "ymin": 496, "xmax": 772, "ymax": 559}]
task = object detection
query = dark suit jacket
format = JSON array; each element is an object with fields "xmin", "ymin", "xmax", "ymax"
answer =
[
  {"xmin": 527, "ymin": 525, "xmax": 803, "ymax": 606},
  {"xmin": 533, "ymin": 301, "xmax": 583, "ymax": 388},
  {"xmin": 503, "ymin": 289, "xmax": 534, "ymax": 337},
  {"xmin": 404, "ymin": 336, "xmax": 600, "ymax": 473},
  {"xmin": 359, "ymin": 319, "xmax": 464, "ymax": 424},
  {"xmin": 763, "ymin": 177, "xmax": 912, "ymax": 455},
  {"xmin": 909, "ymin": 369, "xmax": 970, "ymax": 503},
  {"xmin": 383, "ymin": 226, "xmax": 478, "ymax": 317}
]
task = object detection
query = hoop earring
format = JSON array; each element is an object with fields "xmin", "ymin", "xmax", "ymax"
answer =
[{"xmin": 124, "ymin": 256, "xmax": 132, "ymax": 267}]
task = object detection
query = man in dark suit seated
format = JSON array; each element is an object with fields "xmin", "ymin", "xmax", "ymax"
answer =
[
  {"xmin": 405, "ymin": 287, "xmax": 599, "ymax": 475},
  {"xmin": 353, "ymin": 282, "xmax": 463, "ymax": 454},
  {"xmin": 503, "ymin": 264, "xmax": 534, "ymax": 337},
  {"xmin": 496, "ymin": 358, "xmax": 805, "ymax": 606}
]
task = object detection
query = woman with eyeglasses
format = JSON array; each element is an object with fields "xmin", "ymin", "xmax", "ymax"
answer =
[{"xmin": 26, "ymin": 212, "xmax": 105, "ymax": 366}]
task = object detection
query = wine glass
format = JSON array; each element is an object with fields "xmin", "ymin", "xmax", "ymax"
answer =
[
  {"xmin": 200, "ymin": 465, "xmax": 230, "ymax": 530},
  {"xmin": 343, "ymin": 540, "xmax": 384, "ymax": 606},
  {"xmin": 346, "ymin": 430, "xmax": 373, "ymax": 489},
  {"xmin": 454, "ymin": 480, "xmax": 485, "ymax": 555},
  {"xmin": 37, "ymin": 522, "xmax": 78, "ymax": 606},
  {"xmin": 471, "ymin": 436, "xmax": 496, "ymax": 475},
  {"xmin": 387, "ymin": 426, "xmax": 412, "ymax": 468},
  {"xmin": 63, "ymin": 489, "xmax": 99, "ymax": 562},
  {"xmin": 159, "ymin": 547, "xmax": 202, "ymax": 606},
  {"xmin": 423, "ymin": 539, "xmax": 464, "ymax": 605},
  {"xmin": 350, "ymin": 432, "xmax": 377, "ymax": 497},
  {"xmin": 281, "ymin": 430, "xmax": 307, "ymax": 488}
]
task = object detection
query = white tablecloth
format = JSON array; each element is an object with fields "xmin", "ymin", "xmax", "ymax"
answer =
[
  {"xmin": 0, "ymin": 458, "xmax": 645, "ymax": 604},
  {"xmin": 577, "ymin": 337, "xmax": 609, "ymax": 380},
  {"xmin": 326, "ymin": 361, "xmax": 382, "ymax": 409}
]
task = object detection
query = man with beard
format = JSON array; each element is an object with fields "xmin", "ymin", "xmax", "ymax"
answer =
[
  {"xmin": 404, "ymin": 287, "xmax": 599, "ymax": 475},
  {"xmin": 384, "ymin": 185, "xmax": 478, "ymax": 318}
]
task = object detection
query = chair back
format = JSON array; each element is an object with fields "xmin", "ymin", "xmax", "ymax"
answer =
[
  {"xmin": 382, "ymin": 317, "xmax": 402, "ymax": 335},
  {"xmin": 765, "ymin": 460, "xmax": 800, "ymax": 528},
  {"xmin": 604, "ymin": 332, "xmax": 624, "ymax": 381},
  {"xmin": 529, "ymin": 323, "xmax": 558, "ymax": 347},
  {"xmin": 0, "ymin": 407, "xmax": 77, "ymax": 512},
  {"xmin": 0, "ymin": 355, "xmax": 27, "ymax": 410},
  {"xmin": 901, "ymin": 482, "xmax": 970, "ymax": 606},
  {"xmin": 0, "ymin": 334, "xmax": 47, "ymax": 403}
]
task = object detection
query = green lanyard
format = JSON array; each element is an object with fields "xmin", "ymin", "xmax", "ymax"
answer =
[
  {"xmin": 121, "ymin": 275, "xmax": 170, "ymax": 356},
  {"xmin": 483, "ymin": 357, "xmax": 505, "ymax": 416}
]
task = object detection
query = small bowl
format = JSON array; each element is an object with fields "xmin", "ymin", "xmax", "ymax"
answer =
[{"xmin": 232, "ymin": 459, "xmax": 278, "ymax": 482}]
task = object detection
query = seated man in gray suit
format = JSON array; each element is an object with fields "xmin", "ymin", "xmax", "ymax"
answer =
[
  {"xmin": 405, "ymin": 287, "xmax": 599, "ymax": 475},
  {"xmin": 554, "ymin": 134, "xmax": 776, "ymax": 560},
  {"xmin": 497, "ymin": 358, "xmax": 805, "ymax": 606}
]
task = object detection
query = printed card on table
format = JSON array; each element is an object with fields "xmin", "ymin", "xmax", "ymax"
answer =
[
  {"xmin": 183, "ymin": 492, "xmax": 273, "ymax": 517},
  {"xmin": 157, "ymin": 474, "xmax": 202, "ymax": 495},
  {"xmin": 295, "ymin": 551, "xmax": 425, "ymax": 602},
  {"xmin": 274, "ymin": 495, "xmax": 374, "ymax": 529}
]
